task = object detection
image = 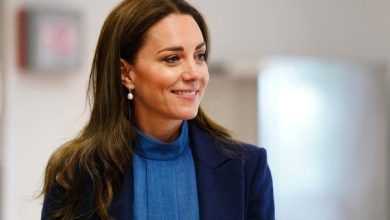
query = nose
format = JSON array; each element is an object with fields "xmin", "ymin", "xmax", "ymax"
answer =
[{"xmin": 182, "ymin": 60, "xmax": 204, "ymax": 81}]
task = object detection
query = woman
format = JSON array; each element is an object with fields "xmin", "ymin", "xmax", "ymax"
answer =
[{"xmin": 41, "ymin": 0, "xmax": 274, "ymax": 219}]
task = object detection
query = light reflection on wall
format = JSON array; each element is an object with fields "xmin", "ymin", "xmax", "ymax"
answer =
[{"xmin": 258, "ymin": 57, "xmax": 389, "ymax": 220}]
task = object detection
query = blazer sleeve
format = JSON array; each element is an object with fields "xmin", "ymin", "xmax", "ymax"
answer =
[
  {"xmin": 41, "ymin": 181, "xmax": 98, "ymax": 220},
  {"xmin": 41, "ymin": 182, "xmax": 63, "ymax": 220},
  {"xmin": 246, "ymin": 146, "xmax": 275, "ymax": 220}
]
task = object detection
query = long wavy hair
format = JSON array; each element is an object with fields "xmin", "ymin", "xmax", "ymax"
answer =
[{"xmin": 42, "ymin": 0, "xmax": 239, "ymax": 219}]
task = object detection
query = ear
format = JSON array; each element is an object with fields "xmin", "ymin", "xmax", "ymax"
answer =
[{"xmin": 120, "ymin": 58, "xmax": 135, "ymax": 90}]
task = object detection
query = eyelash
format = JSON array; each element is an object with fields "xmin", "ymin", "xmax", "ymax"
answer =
[
  {"xmin": 197, "ymin": 53, "xmax": 207, "ymax": 62},
  {"xmin": 165, "ymin": 55, "xmax": 180, "ymax": 63},
  {"xmin": 164, "ymin": 53, "xmax": 207, "ymax": 64}
]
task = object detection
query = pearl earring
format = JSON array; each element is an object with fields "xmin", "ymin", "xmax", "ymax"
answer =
[{"xmin": 127, "ymin": 90, "xmax": 133, "ymax": 100}]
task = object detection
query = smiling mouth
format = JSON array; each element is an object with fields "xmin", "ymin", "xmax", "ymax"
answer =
[{"xmin": 172, "ymin": 90, "xmax": 197, "ymax": 96}]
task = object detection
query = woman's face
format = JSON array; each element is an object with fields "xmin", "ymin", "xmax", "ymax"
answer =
[{"xmin": 123, "ymin": 13, "xmax": 209, "ymax": 125}]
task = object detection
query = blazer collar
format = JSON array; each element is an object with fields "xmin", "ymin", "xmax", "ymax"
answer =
[
  {"xmin": 188, "ymin": 120, "xmax": 244, "ymax": 220},
  {"xmin": 187, "ymin": 120, "xmax": 230, "ymax": 168}
]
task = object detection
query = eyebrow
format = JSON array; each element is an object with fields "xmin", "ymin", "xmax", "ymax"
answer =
[{"xmin": 157, "ymin": 42, "xmax": 206, "ymax": 54}]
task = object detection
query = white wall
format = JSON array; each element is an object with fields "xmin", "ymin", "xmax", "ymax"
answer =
[
  {"xmin": 202, "ymin": 74, "xmax": 258, "ymax": 144},
  {"xmin": 259, "ymin": 58, "xmax": 389, "ymax": 220},
  {"xmin": 193, "ymin": 0, "xmax": 390, "ymax": 64},
  {"xmin": 1, "ymin": 0, "xmax": 390, "ymax": 219},
  {"xmin": 1, "ymin": 1, "xmax": 120, "ymax": 219},
  {"xmin": 0, "ymin": 0, "xmax": 4, "ymax": 216}
]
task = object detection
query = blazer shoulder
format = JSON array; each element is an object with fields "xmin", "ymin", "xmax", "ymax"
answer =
[
  {"xmin": 240, "ymin": 142, "xmax": 268, "ymax": 166},
  {"xmin": 243, "ymin": 143, "xmax": 267, "ymax": 156},
  {"xmin": 240, "ymin": 143, "xmax": 275, "ymax": 219}
]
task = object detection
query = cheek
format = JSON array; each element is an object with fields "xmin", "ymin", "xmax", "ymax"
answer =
[{"xmin": 135, "ymin": 66, "xmax": 172, "ymax": 89}]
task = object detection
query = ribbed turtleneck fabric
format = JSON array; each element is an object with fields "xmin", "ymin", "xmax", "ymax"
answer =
[{"xmin": 132, "ymin": 121, "xmax": 199, "ymax": 220}]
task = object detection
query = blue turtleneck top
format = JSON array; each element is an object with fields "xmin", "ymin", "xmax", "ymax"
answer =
[{"xmin": 132, "ymin": 121, "xmax": 199, "ymax": 220}]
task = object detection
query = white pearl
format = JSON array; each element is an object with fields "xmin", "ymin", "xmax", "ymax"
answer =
[{"xmin": 127, "ymin": 92, "xmax": 133, "ymax": 100}]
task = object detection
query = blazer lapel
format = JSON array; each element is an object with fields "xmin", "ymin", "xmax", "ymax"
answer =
[{"xmin": 188, "ymin": 121, "xmax": 244, "ymax": 220}]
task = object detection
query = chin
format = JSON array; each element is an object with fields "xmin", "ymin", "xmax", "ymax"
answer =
[{"xmin": 176, "ymin": 108, "xmax": 199, "ymax": 120}]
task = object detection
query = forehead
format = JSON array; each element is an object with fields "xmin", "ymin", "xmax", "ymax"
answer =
[{"xmin": 142, "ymin": 13, "xmax": 205, "ymax": 49}]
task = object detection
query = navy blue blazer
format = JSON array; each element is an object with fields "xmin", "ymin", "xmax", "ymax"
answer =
[{"xmin": 42, "ymin": 121, "xmax": 275, "ymax": 220}]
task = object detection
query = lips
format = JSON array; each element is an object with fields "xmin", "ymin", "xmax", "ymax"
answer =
[
  {"xmin": 172, "ymin": 89, "xmax": 198, "ymax": 96},
  {"xmin": 172, "ymin": 90, "xmax": 197, "ymax": 95}
]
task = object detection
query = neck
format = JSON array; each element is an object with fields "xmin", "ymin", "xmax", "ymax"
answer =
[{"xmin": 135, "ymin": 114, "xmax": 183, "ymax": 143}]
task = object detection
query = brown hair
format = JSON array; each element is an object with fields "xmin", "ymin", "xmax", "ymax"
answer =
[{"xmin": 42, "ymin": 0, "xmax": 238, "ymax": 219}]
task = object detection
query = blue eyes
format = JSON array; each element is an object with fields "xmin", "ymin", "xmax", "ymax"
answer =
[{"xmin": 164, "ymin": 53, "xmax": 207, "ymax": 64}]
